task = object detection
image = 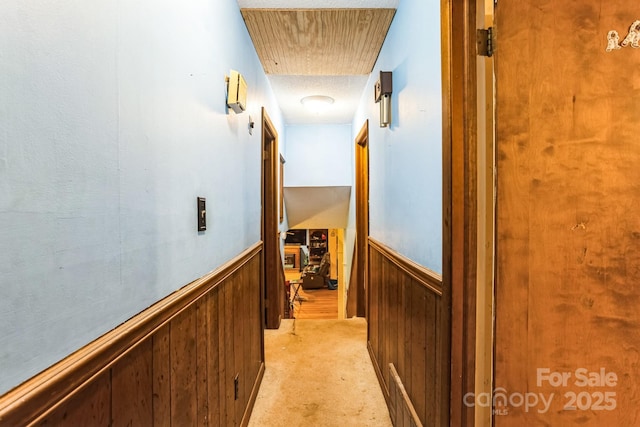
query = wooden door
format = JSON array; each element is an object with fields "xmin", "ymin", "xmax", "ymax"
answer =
[{"xmin": 495, "ymin": 2, "xmax": 640, "ymax": 425}]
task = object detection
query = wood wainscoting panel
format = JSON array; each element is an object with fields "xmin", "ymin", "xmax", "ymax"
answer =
[
  {"xmin": 152, "ymin": 324, "xmax": 171, "ymax": 427},
  {"xmin": 34, "ymin": 371, "xmax": 112, "ymax": 427},
  {"xmin": 368, "ymin": 239, "xmax": 444, "ymax": 427},
  {"xmin": 170, "ymin": 306, "xmax": 198, "ymax": 426},
  {"xmin": 0, "ymin": 242, "xmax": 264, "ymax": 427},
  {"xmin": 111, "ymin": 339, "xmax": 153, "ymax": 426}
]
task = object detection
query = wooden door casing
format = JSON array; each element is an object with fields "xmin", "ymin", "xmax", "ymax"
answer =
[
  {"xmin": 355, "ymin": 120, "xmax": 370, "ymax": 318},
  {"xmin": 262, "ymin": 108, "xmax": 283, "ymax": 330}
]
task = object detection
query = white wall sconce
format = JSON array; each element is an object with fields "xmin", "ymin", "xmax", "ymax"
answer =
[
  {"xmin": 374, "ymin": 71, "xmax": 393, "ymax": 127},
  {"xmin": 226, "ymin": 69, "xmax": 247, "ymax": 114}
]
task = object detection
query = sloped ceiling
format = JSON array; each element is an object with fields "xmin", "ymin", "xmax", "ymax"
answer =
[{"xmin": 284, "ymin": 186, "xmax": 351, "ymax": 230}]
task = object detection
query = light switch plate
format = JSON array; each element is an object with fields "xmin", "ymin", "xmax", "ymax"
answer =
[{"xmin": 197, "ymin": 197, "xmax": 206, "ymax": 231}]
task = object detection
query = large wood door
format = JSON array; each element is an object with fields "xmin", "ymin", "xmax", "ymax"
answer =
[{"xmin": 495, "ymin": 2, "xmax": 640, "ymax": 425}]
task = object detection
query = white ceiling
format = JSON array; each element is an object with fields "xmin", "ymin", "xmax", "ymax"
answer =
[
  {"xmin": 238, "ymin": 1, "xmax": 397, "ymax": 125},
  {"xmin": 268, "ymin": 75, "xmax": 369, "ymax": 124}
]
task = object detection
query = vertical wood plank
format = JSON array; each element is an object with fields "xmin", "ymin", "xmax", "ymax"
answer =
[
  {"xmin": 403, "ymin": 272, "xmax": 413, "ymax": 404},
  {"xmin": 396, "ymin": 272, "xmax": 407, "ymax": 382},
  {"xmin": 410, "ymin": 284, "xmax": 427, "ymax": 422},
  {"xmin": 424, "ymin": 291, "xmax": 437, "ymax": 425},
  {"xmin": 218, "ymin": 280, "xmax": 229, "ymax": 427},
  {"xmin": 225, "ymin": 274, "xmax": 237, "ymax": 427},
  {"xmin": 388, "ymin": 261, "xmax": 399, "ymax": 377},
  {"xmin": 196, "ymin": 295, "xmax": 209, "ymax": 426},
  {"xmin": 382, "ymin": 256, "xmax": 391, "ymax": 387},
  {"xmin": 234, "ymin": 269, "xmax": 246, "ymax": 423},
  {"xmin": 153, "ymin": 324, "xmax": 171, "ymax": 427},
  {"xmin": 377, "ymin": 255, "xmax": 385, "ymax": 385},
  {"xmin": 208, "ymin": 286, "xmax": 221, "ymax": 427},
  {"xmin": 111, "ymin": 339, "xmax": 153, "ymax": 427},
  {"xmin": 368, "ymin": 248, "xmax": 380, "ymax": 358},
  {"xmin": 250, "ymin": 256, "xmax": 263, "ymax": 378},
  {"xmin": 171, "ymin": 306, "xmax": 198, "ymax": 426},
  {"xmin": 36, "ymin": 371, "xmax": 111, "ymax": 427}
]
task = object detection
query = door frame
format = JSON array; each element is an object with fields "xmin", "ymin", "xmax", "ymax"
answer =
[
  {"xmin": 443, "ymin": 0, "xmax": 491, "ymax": 424},
  {"xmin": 354, "ymin": 120, "xmax": 369, "ymax": 318},
  {"xmin": 261, "ymin": 107, "xmax": 282, "ymax": 330}
]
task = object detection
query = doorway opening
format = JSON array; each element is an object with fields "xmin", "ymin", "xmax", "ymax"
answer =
[
  {"xmin": 350, "ymin": 120, "xmax": 369, "ymax": 318},
  {"xmin": 262, "ymin": 107, "xmax": 284, "ymax": 330}
]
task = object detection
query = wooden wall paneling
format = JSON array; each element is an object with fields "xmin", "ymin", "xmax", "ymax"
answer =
[
  {"xmin": 368, "ymin": 247, "xmax": 379, "ymax": 361},
  {"xmin": 217, "ymin": 280, "xmax": 229, "ymax": 427},
  {"xmin": 249, "ymin": 256, "xmax": 261, "ymax": 380},
  {"xmin": 395, "ymin": 271, "xmax": 407, "ymax": 384},
  {"xmin": 387, "ymin": 258, "xmax": 400, "ymax": 388},
  {"xmin": 233, "ymin": 270, "xmax": 246, "ymax": 424},
  {"xmin": 170, "ymin": 306, "xmax": 198, "ymax": 426},
  {"xmin": 254, "ymin": 256, "xmax": 264, "ymax": 376},
  {"xmin": 207, "ymin": 286, "xmax": 221, "ymax": 426},
  {"xmin": 111, "ymin": 339, "xmax": 153, "ymax": 427},
  {"xmin": 224, "ymin": 276, "xmax": 236, "ymax": 427},
  {"xmin": 153, "ymin": 324, "xmax": 171, "ymax": 427},
  {"xmin": 241, "ymin": 256, "xmax": 265, "ymax": 427},
  {"xmin": 402, "ymin": 273, "xmax": 413, "ymax": 411},
  {"xmin": 0, "ymin": 244, "xmax": 264, "ymax": 427},
  {"xmin": 424, "ymin": 288, "xmax": 438, "ymax": 425},
  {"xmin": 379, "ymin": 256, "xmax": 390, "ymax": 389},
  {"xmin": 409, "ymin": 283, "xmax": 428, "ymax": 423},
  {"xmin": 195, "ymin": 296, "xmax": 209, "ymax": 426},
  {"xmin": 434, "ymin": 285, "xmax": 444, "ymax": 426},
  {"xmin": 367, "ymin": 239, "xmax": 445, "ymax": 426},
  {"xmin": 35, "ymin": 372, "xmax": 111, "ymax": 427}
]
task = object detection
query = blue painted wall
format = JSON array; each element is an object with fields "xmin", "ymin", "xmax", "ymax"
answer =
[
  {"xmin": 0, "ymin": 0, "xmax": 283, "ymax": 394},
  {"xmin": 350, "ymin": 0, "xmax": 442, "ymax": 274},
  {"xmin": 285, "ymin": 124, "xmax": 352, "ymax": 187}
]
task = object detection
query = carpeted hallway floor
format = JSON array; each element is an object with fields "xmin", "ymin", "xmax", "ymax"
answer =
[{"xmin": 248, "ymin": 318, "xmax": 392, "ymax": 427}]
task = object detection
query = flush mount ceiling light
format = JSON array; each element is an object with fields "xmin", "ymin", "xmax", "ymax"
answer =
[{"xmin": 300, "ymin": 95, "xmax": 334, "ymax": 114}]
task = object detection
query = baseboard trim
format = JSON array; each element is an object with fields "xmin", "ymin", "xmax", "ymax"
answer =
[
  {"xmin": 389, "ymin": 363, "xmax": 423, "ymax": 427},
  {"xmin": 241, "ymin": 361, "xmax": 265, "ymax": 427},
  {"xmin": 0, "ymin": 242, "xmax": 263, "ymax": 426},
  {"xmin": 368, "ymin": 341, "xmax": 389, "ymax": 404}
]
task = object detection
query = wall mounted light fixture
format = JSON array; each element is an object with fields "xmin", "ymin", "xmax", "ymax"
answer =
[
  {"xmin": 226, "ymin": 69, "xmax": 247, "ymax": 114},
  {"xmin": 374, "ymin": 71, "xmax": 393, "ymax": 127},
  {"xmin": 301, "ymin": 95, "xmax": 334, "ymax": 114}
]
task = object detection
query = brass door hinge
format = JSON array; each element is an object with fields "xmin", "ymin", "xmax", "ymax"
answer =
[{"xmin": 477, "ymin": 27, "xmax": 494, "ymax": 57}]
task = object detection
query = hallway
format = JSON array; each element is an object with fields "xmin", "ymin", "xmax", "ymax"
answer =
[{"xmin": 248, "ymin": 319, "xmax": 391, "ymax": 427}]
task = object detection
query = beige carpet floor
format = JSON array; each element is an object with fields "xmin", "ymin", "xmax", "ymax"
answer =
[{"xmin": 248, "ymin": 318, "xmax": 392, "ymax": 427}]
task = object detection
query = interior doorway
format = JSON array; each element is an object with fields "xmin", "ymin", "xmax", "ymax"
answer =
[
  {"xmin": 262, "ymin": 107, "xmax": 283, "ymax": 329},
  {"xmin": 353, "ymin": 120, "xmax": 369, "ymax": 318}
]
